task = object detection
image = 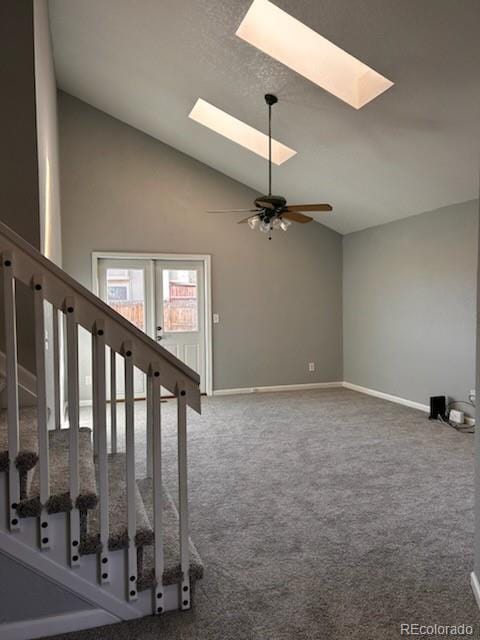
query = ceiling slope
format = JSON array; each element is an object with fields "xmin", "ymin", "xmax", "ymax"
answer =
[{"xmin": 49, "ymin": 0, "xmax": 480, "ymax": 234}]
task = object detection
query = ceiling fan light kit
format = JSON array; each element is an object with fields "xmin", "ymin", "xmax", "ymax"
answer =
[{"xmin": 206, "ymin": 94, "xmax": 333, "ymax": 240}]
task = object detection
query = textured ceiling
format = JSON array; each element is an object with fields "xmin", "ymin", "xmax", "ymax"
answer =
[{"xmin": 48, "ymin": 0, "xmax": 480, "ymax": 234}]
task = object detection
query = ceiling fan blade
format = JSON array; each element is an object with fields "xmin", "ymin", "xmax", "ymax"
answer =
[
  {"xmin": 207, "ymin": 209, "xmax": 262, "ymax": 213},
  {"xmin": 285, "ymin": 204, "xmax": 333, "ymax": 212},
  {"xmin": 282, "ymin": 212, "xmax": 314, "ymax": 224},
  {"xmin": 255, "ymin": 200, "xmax": 275, "ymax": 210}
]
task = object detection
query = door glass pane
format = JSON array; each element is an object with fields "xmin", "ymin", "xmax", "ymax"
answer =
[
  {"xmin": 106, "ymin": 268, "xmax": 145, "ymax": 330},
  {"xmin": 162, "ymin": 269, "xmax": 198, "ymax": 332}
]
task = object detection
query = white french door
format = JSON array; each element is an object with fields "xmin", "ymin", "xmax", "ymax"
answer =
[
  {"xmin": 154, "ymin": 261, "xmax": 205, "ymax": 393},
  {"xmin": 97, "ymin": 257, "xmax": 207, "ymax": 396}
]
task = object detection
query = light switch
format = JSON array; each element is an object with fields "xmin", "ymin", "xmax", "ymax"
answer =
[{"xmin": 213, "ymin": 313, "xmax": 219, "ymax": 324}]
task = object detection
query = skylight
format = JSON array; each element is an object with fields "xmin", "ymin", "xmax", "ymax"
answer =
[
  {"xmin": 236, "ymin": 0, "xmax": 394, "ymax": 109},
  {"xmin": 188, "ymin": 98, "xmax": 296, "ymax": 165}
]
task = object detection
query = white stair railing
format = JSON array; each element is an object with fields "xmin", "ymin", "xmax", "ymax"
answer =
[{"xmin": 0, "ymin": 220, "xmax": 201, "ymax": 614}]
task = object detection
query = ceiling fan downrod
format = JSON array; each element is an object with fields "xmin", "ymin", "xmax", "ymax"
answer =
[{"xmin": 265, "ymin": 93, "xmax": 278, "ymax": 197}]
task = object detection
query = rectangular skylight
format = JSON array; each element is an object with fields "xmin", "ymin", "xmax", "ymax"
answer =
[
  {"xmin": 236, "ymin": 0, "xmax": 393, "ymax": 109},
  {"xmin": 188, "ymin": 98, "xmax": 296, "ymax": 165}
]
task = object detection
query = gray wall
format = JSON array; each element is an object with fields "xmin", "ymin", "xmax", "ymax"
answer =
[
  {"xmin": 58, "ymin": 93, "xmax": 343, "ymax": 395},
  {"xmin": 0, "ymin": 0, "xmax": 40, "ymax": 248},
  {"xmin": 0, "ymin": 0, "xmax": 40, "ymax": 375},
  {"xmin": 343, "ymin": 200, "xmax": 478, "ymax": 410},
  {"xmin": 0, "ymin": 552, "xmax": 91, "ymax": 623}
]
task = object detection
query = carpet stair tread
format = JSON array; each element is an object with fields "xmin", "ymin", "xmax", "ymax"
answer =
[
  {"xmin": 137, "ymin": 478, "xmax": 204, "ymax": 590},
  {"xmin": 80, "ymin": 452, "xmax": 153, "ymax": 555},
  {"xmin": 0, "ymin": 406, "xmax": 39, "ymax": 474},
  {"xmin": 17, "ymin": 427, "xmax": 98, "ymax": 517}
]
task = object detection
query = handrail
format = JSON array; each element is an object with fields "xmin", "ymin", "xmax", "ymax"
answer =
[{"xmin": 0, "ymin": 220, "xmax": 201, "ymax": 412}]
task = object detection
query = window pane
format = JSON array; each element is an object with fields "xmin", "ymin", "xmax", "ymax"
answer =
[
  {"xmin": 106, "ymin": 268, "xmax": 145, "ymax": 331},
  {"xmin": 163, "ymin": 269, "xmax": 198, "ymax": 332}
]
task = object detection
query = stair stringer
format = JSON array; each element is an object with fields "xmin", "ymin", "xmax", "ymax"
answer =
[{"xmin": 0, "ymin": 473, "xmax": 182, "ymax": 636}]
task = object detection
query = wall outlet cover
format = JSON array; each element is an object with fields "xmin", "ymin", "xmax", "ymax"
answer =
[{"xmin": 308, "ymin": 362, "xmax": 315, "ymax": 372}]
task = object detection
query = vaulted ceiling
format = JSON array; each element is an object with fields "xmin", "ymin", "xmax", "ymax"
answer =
[{"xmin": 49, "ymin": 0, "xmax": 480, "ymax": 234}]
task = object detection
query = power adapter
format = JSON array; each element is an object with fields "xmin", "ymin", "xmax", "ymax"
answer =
[{"xmin": 449, "ymin": 409, "xmax": 465, "ymax": 424}]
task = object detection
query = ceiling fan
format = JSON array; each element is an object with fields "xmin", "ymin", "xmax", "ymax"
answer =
[{"xmin": 208, "ymin": 94, "xmax": 332, "ymax": 239}]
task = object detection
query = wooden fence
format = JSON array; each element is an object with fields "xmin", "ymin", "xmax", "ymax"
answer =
[{"xmin": 110, "ymin": 300, "xmax": 198, "ymax": 333}]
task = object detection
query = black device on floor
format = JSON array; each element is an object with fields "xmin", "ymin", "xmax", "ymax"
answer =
[{"xmin": 429, "ymin": 395, "xmax": 446, "ymax": 420}]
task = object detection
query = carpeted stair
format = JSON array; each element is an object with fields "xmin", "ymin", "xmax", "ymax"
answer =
[
  {"xmin": 80, "ymin": 452, "xmax": 154, "ymax": 555},
  {"xmin": 2, "ymin": 404, "xmax": 204, "ymax": 595},
  {"xmin": 17, "ymin": 427, "xmax": 98, "ymax": 518},
  {"xmin": 0, "ymin": 406, "xmax": 39, "ymax": 498},
  {"xmin": 137, "ymin": 478, "xmax": 204, "ymax": 591}
]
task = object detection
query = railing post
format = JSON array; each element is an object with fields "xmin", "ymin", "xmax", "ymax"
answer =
[
  {"xmin": 124, "ymin": 341, "xmax": 137, "ymax": 601},
  {"xmin": 65, "ymin": 297, "xmax": 81, "ymax": 566},
  {"xmin": 177, "ymin": 384, "xmax": 190, "ymax": 610},
  {"xmin": 2, "ymin": 251, "xmax": 20, "ymax": 532},
  {"xmin": 33, "ymin": 275, "xmax": 50, "ymax": 550},
  {"xmin": 151, "ymin": 365, "xmax": 164, "ymax": 614},
  {"xmin": 109, "ymin": 348, "xmax": 117, "ymax": 454}
]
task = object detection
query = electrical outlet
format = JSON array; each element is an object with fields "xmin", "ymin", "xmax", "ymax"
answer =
[
  {"xmin": 85, "ymin": 375, "xmax": 92, "ymax": 386},
  {"xmin": 470, "ymin": 389, "xmax": 476, "ymax": 399},
  {"xmin": 308, "ymin": 362, "xmax": 315, "ymax": 372},
  {"xmin": 213, "ymin": 313, "xmax": 219, "ymax": 324}
]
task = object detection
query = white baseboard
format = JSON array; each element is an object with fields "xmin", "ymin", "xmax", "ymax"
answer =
[
  {"xmin": 342, "ymin": 382, "xmax": 476, "ymax": 425},
  {"xmin": 213, "ymin": 382, "xmax": 343, "ymax": 396},
  {"xmin": 471, "ymin": 572, "xmax": 480, "ymax": 611},
  {"xmin": 0, "ymin": 609, "xmax": 119, "ymax": 640},
  {"xmin": 342, "ymin": 381, "xmax": 430, "ymax": 413}
]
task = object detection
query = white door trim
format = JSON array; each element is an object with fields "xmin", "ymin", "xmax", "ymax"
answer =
[{"xmin": 92, "ymin": 252, "xmax": 213, "ymax": 396}]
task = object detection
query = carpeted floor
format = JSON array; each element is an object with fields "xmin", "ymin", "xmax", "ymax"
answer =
[{"xmin": 50, "ymin": 388, "xmax": 478, "ymax": 639}]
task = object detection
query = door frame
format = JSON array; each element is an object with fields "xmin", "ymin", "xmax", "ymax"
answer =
[{"xmin": 92, "ymin": 251, "xmax": 213, "ymax": 396}]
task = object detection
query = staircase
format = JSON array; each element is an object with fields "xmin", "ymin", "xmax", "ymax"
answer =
[{"xmin": 0, "ymin": 221, "xmax": 203, "ymax": 638}]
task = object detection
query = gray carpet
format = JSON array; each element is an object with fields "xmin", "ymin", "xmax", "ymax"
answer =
[{"xmin": 49, "ymin": 388, "xmax": 479, "ymax": 639}]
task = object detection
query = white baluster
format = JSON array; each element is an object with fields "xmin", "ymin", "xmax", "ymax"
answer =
[
  {"xmin": 52, "ymin": 307, "xmax": 61, "ymax": 430},
  {"xmin": 65, "ymin": 298, "xmax": 81, "ymax": 567},
  {"xmin": 146, "ymin": 373, "xmax": 153, "ymax": 479},
  {"xmin": 110, "ymin": 348, "xmax": 117, "ymax": 454},
  {"xmin": 177, "ymin": 385, "xmax": 190, "ymax": 609},
  {"xmin": 2, "ymin": 252, "xmax": 20, "ymax": 532},
  {"xmin": 33, "ymin": 275, "xmax": 50, "ymax": 550},
  {"xmin": 124, "ymin": 341, "xmax": 137, "ymax": 601},
  {"xmin": 91, "ymin": 333, "xmax": 98, "ymax": 457},
  {"xmin": 151, "ymin": 366, "xmax": 164, "ymax": 614},
  {"xmin": 94, "ymin": 320, "xmax": 109, "ymax": 584}
]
